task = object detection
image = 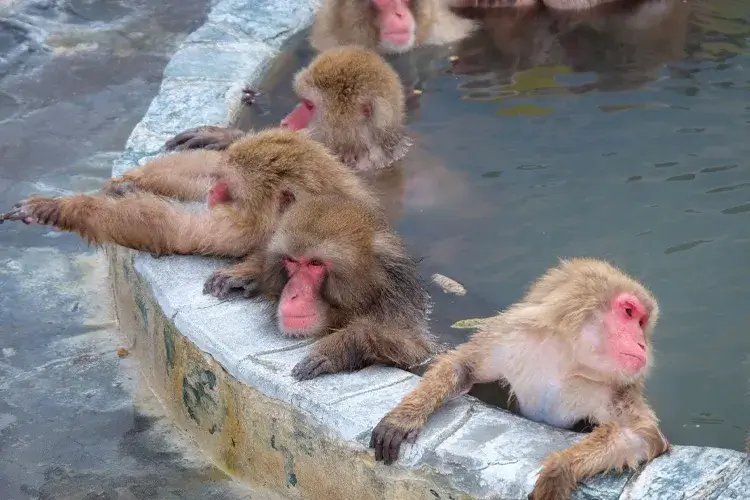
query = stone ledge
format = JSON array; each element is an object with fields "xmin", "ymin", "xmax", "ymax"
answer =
[{"xmin": 108, "ymin": 0, "xmax": 750, "ymax": 498}]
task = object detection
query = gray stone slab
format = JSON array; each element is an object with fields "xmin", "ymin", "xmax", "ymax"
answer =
[
  {"xmin": 620, "ymin": 446, "xmax": 747, "ymax": 500},
  {"xmin": 208, "ymin": 0, "xmax": 318, "ymax": 48},
  {"xmin": 164, "ymin": 40, "xmax": 275, "ymax": 81},
  {"xmin": 123, "ymin": 121, "xmax": 175, "ymax": 157},
  {"xmin": 713, "ymin": 459, "xmax": 750, "ymax": 499},
  {"xmin": 138, "ymin": 78, "xmax": 235, "ymax": 136}
]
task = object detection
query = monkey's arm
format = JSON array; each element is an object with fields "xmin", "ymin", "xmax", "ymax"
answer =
[
  {"xmin": 291, "ymin": 318, "xmax": 439, "ymax": 382},
  {"xmin": 164, "ymin": 125, "xmax": 246, "ymax": 152},
  {"xmin": 0, "ymin": 194, "xmax": 249, "ymax": 258},
  {"xmin": 369, "ymin": 329, "xmax": 502, "ymax": 464},
  {"xmin": 104, "ymin": 149, "xmax": 224, "ymax": 201},
  {"xmin": 203, "ymin": 253, "xmax": 266, "ymax": 298},
  {"xmin": 529, "ymin": 393, "xmax": 670, "ymax": 500}
]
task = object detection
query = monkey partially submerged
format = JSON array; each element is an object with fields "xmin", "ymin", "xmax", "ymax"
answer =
[
  {"xmin": 370, "ymin": 258, "xmax": 670, "ymax": 499},
  {"xmin": 167, "ymin": 46, "xmax": 412, "ymax": 172},
  {"xmin": 310, "ymin": 0, "xmax": 477, "ymax": 54}
]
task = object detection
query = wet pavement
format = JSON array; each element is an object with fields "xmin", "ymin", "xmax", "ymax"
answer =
[{"xmin": 0, "ymin": 1, "xmax": 257, "ymax": 498}]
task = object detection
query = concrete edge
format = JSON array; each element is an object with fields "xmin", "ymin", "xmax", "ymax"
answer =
[{"xmin": 108, "ymin": 1, "xmax": 750, "ymax": 498}]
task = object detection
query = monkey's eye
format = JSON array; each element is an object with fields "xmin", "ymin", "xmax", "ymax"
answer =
[
  {"xmin": 625, "ymin": 307, "xmax": 633, "ymax": 318},
  {"xmin": 302, "ymin": 99, "xmax": 315, "ymax": 111},
  {"xmin": 282, "ymin": 256, "xmax": 296, "ymax": 266},
  {"xmin": 309, "ymin": 259, "xmax": 324, "ymax": 267}
]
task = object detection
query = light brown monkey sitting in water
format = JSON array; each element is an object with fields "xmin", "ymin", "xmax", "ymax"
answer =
[
  {"xmin": 370, "ymin": 258, "xmax": 670, "ymax": 499},
  {"xmin": 163, "ymin": 46, "xmax": 471, "ymax": 220},
  {"xmin": 309, "ymin": 0, "xmax": 477, "ymax": 55},
  {"xmin": 228, "ymin": 194, "xmax": 436, "ymax": 380}
]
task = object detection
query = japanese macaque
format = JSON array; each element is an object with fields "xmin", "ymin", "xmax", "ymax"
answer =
[
  {"xmin": 447, "ymin": 0, "xmax": 624, "ymax": 10},
  {"xmin": 0, "ymin": 130, "xmax": 380, "ymax": 289},
  {"xmin": 165, "ymin": 46, "xmax": 471, "ymax": 221},
  {"xmin": 370, "ymin": 258, "xmax": 670, "ymax": 499},
  {"xmin": 309, "ymin": 0, "xmax": 477, "ymax": 55},
  {"xmin": 246, "ymin": 194, "xmax": 437, "ymax": 380}
]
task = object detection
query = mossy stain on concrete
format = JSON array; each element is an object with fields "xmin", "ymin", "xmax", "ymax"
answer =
[{"xmin": 163, "ymin": 322, "xmax": 177, "ymax": 372}]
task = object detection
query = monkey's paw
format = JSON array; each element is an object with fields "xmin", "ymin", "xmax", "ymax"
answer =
[
  {"xmin": 370, "ymin": 418, "xmax": 420, "ymax": 465},
  {"xmin": 0, "ymin": 197, "xmax": 60, "ymax": 226},
  {"xmin": 528, "ymin": 456, "xmax": 575, "ymax": 500},
  {"xmin": 203, "ymin": 271, "xmax": 257, "ymax": 298},
  {"xmin": 241, "ymin": 86, "xmax": 261, "ymax": 106},
  {"xmin": 291, "ymin": 354, "xmax": 335, "ymax": 381},
  {"xmin": 102, "ymin": 179, "xmax": 139, "ymax": 198},
  {"xmin": 164, "ymin": 126, "xmax": 243, "ymax": 152}
]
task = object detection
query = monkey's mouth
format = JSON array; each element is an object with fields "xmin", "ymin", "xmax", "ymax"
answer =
[
  {"xmin": 281, "ymin": 315, "xmax": 317, "ymax": 330},
  {"xmin": 382, "ymin": 31, "xmax": 413, "ymax": 45}
]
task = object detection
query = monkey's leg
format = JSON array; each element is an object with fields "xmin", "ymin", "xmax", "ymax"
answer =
[
  {"xmin": 291, "ymin": 321, "xmax": 438, "ymax": 382},
  {"xmin": 203, "ymin": 253, "xmax": 265, "ymax": 298},
  {"xmin": 529, "ymin": 418, "xmax": 670, "ymax": 500},
  {"xmin": 1, "ymin": 194, "xmax": 250, "ymax": 257},
  {"xmin": 105, "ymin": 150, "xmax": 223, "ymax": 200},
  {"xmin": 164, "ymin": 125, "xmax": 246, "ymax": 152}
]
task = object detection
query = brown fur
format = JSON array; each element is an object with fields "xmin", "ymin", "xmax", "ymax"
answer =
[
  {"xmin": 166, "ymin": 47, "xmax": 411, "ymax": 173},
  {"xmin": 2, "ymin": 129, "xmax": 378, "ymax": 267},
  {"xmin": 251, "ymin": 195, "xmax": 437, "ymax": 380},
  {"xmin": 310, "ymin": 0, "xmax": 475, "ymax": 54},
  {"xmin": 370, "ymin": 258, "xmax": 670, "ymax": 499}
]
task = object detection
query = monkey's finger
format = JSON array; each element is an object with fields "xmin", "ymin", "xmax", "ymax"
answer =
[
  {"xmin": 164, "ymin": 129, "xmax": 203, "ymax": 150},
  {"xmin": 181, "ymin": 136, "xmax": 222, "ymax": 151},
  {"xmin": 405, "ymin": 429, "xmax": 419, "ymax": 444},
  {"xmin": 381, "ymin": 427, "xmax": 399, "ymax": 465}
]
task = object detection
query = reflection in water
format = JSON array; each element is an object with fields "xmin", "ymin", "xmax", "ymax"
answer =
[{"xmin": 237, "ymin": 0, "xmax": 749, "ymax": 451}]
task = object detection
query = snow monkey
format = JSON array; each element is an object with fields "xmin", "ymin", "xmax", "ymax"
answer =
[
  {"xmin": 310, "ymin": 0, "xmax": 477, "ymax": 54},
  {"xmin": 248, "ymin": 194, "xmax": 437, "ymax": 380},
  {"xmin": 370, "ymin": 258, "xmax": 670, "ymax": 499},
  {"xmin": 167, "ymin": 46, "xmax": 412, "ymax": 172}
]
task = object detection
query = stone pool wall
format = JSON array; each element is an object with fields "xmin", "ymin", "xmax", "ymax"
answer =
[{"xmin": 108, "ymin": 0, "xmax": 749, "ymax": 498}]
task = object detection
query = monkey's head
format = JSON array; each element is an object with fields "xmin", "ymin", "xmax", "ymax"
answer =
[
  {"xmin": 282, "ymin": 47, "xmax": 406, "ymax": 152},
  {"xmin": 369, "ymin": 0, "xmax": 420, "ymax": 53},
  {"xmin": 525, "ymin": 258, "xmax": 659, "ymax": 383},
  {"xmin": 260, "ymin": 195, "xmax": 385, "ymax": 337}
]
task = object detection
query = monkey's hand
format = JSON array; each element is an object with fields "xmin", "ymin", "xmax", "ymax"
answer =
[
  {"xmin": 528, "ymin": 452, "xmax": 575, "ymax": 500},
  {"xmin": 0, "ymin": 197, "xmax": 61, "ymax": 226},
  {"xmin": 370, "ymin": 413, "xmax": 421, "ymax": 465},
  {"xmin": 291, "ymin": 354, "xmax": 336, "ymax": 381},
  {"xmin": 203, "ymin": 270, "xmax": 258, "ymax": 299},
  {"xmin": 164, "ymin": 126, "xmax": 245, "ymax": 152},
  {"xmin": 241, "ymin": 86, "xmax": 261, "ymax": 106},
  {"xmin": 102, "ymin": 178, "xmax": 140, "ymax": 198}
]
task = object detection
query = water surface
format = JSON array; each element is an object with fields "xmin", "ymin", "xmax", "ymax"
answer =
[{"xmin": 239, "ymin": 0, "xmax": 750, "ymax": 451}]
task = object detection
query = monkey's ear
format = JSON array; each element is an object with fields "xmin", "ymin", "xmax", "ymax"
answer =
[
  {"xmin": 362, "ymin": 102, "xmax": 373, "ymax": 119},
  {"xmin": 278, "ymin": 189, "xmax": 296, "ymax": 213}
]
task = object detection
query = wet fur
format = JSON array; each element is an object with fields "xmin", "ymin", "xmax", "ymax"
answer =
[{"xmin": 370, "ymin": 258, "xmax": 670, "ymax": 499}]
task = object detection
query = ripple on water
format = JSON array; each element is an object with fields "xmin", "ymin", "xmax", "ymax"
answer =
[
  {"xmin": 664, "ymin": 240, "xmax": 712, "ymax": 255},
  {"xmin": 666, "ymin": 173, "xmax": 696, "ymax": 181},
  {"xmin": 721, "ymin": 204, "xmax": 750, "ymax": 215},
  {"xmin": 0, "ymin": 91, "xmax": 21, "ymax": 122}
]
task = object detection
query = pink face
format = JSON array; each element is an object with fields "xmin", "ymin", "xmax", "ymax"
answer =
[
  {"xmin": 278, "ymin": 255, "xmax": 329, "ymax": 336},
  {"xmin": 373, "ymin": 0, "xmax": 416, "ymax": 50},
  {"xmin": 207, "ymin": 180, "xmax": 230, "ymax": 209},
  {"xmin": 280, "ymin": 99, "xmax": 315, "ymax": 131},
  {"xmin": 602, "ymin": 292, "xmax": 650, "ymax": 375}
]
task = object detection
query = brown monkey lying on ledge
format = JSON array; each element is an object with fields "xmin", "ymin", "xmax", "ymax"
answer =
[
  {"xmin": 370, "ymin": 258, "xmax": 670, "ymax": 499},
  {"xmin": 0, "ymin": 131, "xmax": 438, "ymax": 380}
]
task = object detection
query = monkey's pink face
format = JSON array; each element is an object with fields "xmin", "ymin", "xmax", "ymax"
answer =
[
  {"xmin": 372, "ymin": 0, "xmax": 416, "ymax": 53},
  {"xmin": 280, "ymin": 99, "xmax": 315, "ymax": 131},
  {"xmin": 277, "ymin": 255, "xmax": 330, "ymax": 337},
  {"xmin": 601, "ymin": 292, "xmax": 650, "ymax": 376}
]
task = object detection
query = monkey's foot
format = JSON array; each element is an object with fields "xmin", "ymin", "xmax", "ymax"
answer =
[
  {"xmin": 370, "ymin": 419, "xmax": 420, "ymax": 465},
  {"xmin": 203, "ymin": 271, "xmax": 257, "ymax": 298},
  {"xmin": 241, "ymin": 86, "xmax": 261, "ymax": 106},
  {"xmin": 0, "ymin": 197, "xmax": 59, "ymax": 226},
  {"xmin": 164, "ymin": 125, "xmax": 244, "ymax": 152},
  {"xmin": 528, "ymin": 455, "xmax": 575, "ymax": 500},
  {"xmin": 291, "ymin": 354, "xmax": 336, "ymax": 381},
  {"xmin": 102, "ymin": 178, "xmax": 139, "ymax": 198}
]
